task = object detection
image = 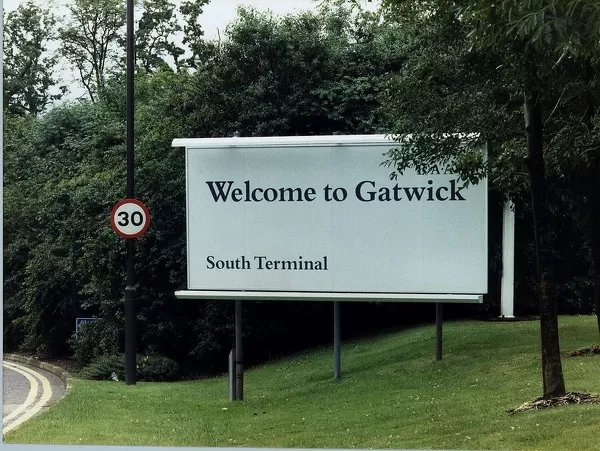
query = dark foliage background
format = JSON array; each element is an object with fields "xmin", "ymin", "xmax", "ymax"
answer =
[{"xmin": 3, "ymin": 3, "xmax": 597, "ymax": 376}]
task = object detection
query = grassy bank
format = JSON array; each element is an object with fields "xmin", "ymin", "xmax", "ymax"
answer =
[{"xmin": 4, "ymin": 315, "xmax": 600, "ymax": 449}]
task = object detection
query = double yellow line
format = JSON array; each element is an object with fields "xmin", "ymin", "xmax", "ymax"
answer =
[{"xmin": 2, "ymin": 361, "xmax": 53, "ymax": 434}]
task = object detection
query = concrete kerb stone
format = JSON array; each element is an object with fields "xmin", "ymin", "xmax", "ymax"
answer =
[{"xmin": 3, "ymin": 353, "xmax": 74, "ymax": 398}]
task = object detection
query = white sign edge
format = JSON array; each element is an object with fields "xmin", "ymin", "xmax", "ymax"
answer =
[
  {"xmin": 174, "ymin": 290, "xmax": 483, "ymax": 304},
  {"xmin": 185, "ymin": 147, "xmax": 191, "ymax": 291},
  {"xmin": 171, "ymin": 133, "xmax": 480, "ymax": 149},
  {"xmin": 176, "ymin": 134, "xmax": 488, "ymax": 300}
]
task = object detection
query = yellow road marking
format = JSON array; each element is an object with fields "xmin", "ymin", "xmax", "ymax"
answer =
[
  {"xmin": 2, "ymin": 361, "xmax": 53, "ymax": 434},
  {"xmin": 2, "ymin": 363, "xmax": 39, "ymax": 424}
]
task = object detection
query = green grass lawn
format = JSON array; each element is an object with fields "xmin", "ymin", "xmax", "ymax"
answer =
[{"xmin": 4, "ymin": 315, "xmax": 600, "ymax": 449}]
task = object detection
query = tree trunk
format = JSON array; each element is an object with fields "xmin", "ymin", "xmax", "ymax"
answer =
[{"xmin": 523, "ymin": 79, "xmax": 567, "ymax": 399}]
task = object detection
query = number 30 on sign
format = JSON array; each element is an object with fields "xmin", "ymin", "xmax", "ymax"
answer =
[{"xmin": 111, "ymin": 199, "xmax": 150, "ymax": 239}]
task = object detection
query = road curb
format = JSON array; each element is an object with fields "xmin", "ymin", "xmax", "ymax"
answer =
[{"xmin": 3, "ymin": 354, "xmax": 74, "ymax": 398}]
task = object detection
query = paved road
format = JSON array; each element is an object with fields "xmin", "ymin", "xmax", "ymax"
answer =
[
  {"xmin": 3, "ymin": 364, "xmax": 31, "ymax": 417},
  {"xmin": 3, "ymin": 360, "xmax": 66, "ymax": 434}
]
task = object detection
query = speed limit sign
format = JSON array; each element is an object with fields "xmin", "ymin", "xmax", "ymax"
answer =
[{"xmin": 111, "ymin": 199, "xmax": 150, "ymax": 239}]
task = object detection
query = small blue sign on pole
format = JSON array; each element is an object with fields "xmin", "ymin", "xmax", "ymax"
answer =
[{"xmin": 75, "ymin": 317, "xmax": 100, "ymax": 338}]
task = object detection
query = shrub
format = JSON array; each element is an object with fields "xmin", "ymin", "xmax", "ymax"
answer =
[
  {"xmin": 70, "ymin": 319, "xmax": 120, "ymax": 367},
  {"xmin": 79, "ymin": 354, "xmax": 124, "ymax": 380},
  {"xmin": 137, "ymin": 354, "xmax": 179, "ymax": 381},
  {"xmin": 80, "ymin": 353, "xmax": 179, "ymax": 382}
]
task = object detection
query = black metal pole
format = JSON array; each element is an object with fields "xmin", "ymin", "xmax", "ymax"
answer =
[
  {"xmin": 124, "ymin": 0, "xmax": 136, "ymax": 386},
  {"xmin": 235, "ymin": 300, "xmax": 244, "ymax": 400},
  {"xmin": 333, "ymin": 301, "xmax": 341, "ymax": 379},
  {"xmin": 229, "ymin": 348, "xmax": 236, "ymax": 401},
  {"xmin": 435, "ymin": 303, "xmax": 443, "ymax": 361}
]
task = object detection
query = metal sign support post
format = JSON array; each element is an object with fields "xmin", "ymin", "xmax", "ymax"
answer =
[
  {"xmin": 500, "ymin": 201, "xmax": 516, "ymax": 318},
  {"xmin": 124, "ymin": 0, "xmax": 137, "ymax": 385},
  {"xmin": 228, "ymin": 348, "xmax": 236, "ymax": 401},
  {"xmin": 435, "ymin": 303, "xmax": 443, "ymax": 361},
  {"xmin": 334, "ymin": 301, "xmax": 341, "ymax": 379},
  {"xmin": 234, "ymin": 300, "xmax": 244, "ymax": 400}
]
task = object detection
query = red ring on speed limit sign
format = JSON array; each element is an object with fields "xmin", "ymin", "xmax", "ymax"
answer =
[{"xmin": 111, "ymin": 199, "xmax": 151, "ymax": 239}]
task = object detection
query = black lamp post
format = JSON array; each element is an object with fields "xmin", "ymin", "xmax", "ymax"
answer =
[{"xmin": 124, "ymin": 0, "xmax": 136, "ymax": 385}]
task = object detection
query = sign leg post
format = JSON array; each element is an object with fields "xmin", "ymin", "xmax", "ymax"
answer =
[
  {"xmin": 500, "ymin": 201, "xmax": 516, "ymax": 319},
  {"xmin": 229, "ymin": 348, "xmax": 236, "ymax": 401},
  {"xmin": 334, "ymin": 301, "xmax": 341, "ymax": 380},
  {"xmin": 435, "ymin": 303, "xmax": 443, "ymax": 361},
  {"xmin": 235, "ymin": 300, "xmax": 244, "ymax": 400}
]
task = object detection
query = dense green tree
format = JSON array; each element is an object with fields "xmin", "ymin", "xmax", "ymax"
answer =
[
  {"xmin": 3, "ymin": 113, "xmax": 38, "ymax": 350},
  {"xmin": 455, "ymin": 0, "xmax": 600, "ymax": 345},
  {"xmin": 3, "ymin": 5, "xmax": 410, "ymax": 366},
  {"xmin": 378, "ymin": 0, "xmax": 600, "ymax": 398},
  {"xmin": 180, "ymin": 6, "xmax": 403, "ymax": 137},
  {"xmin": 3, "ymin": 103, "xmax": 126, "ymax": 355},
  {"xmin": 135, "ymin": 0, "xmax": 185, "ymax": 72},
  {"xmin": 57, "ymin": 0, "xmax": 194, "ymax": 99},
  {"xmin": 8, "ymin": 1, "xmax": 597, "ymax": 380},
  {"xmin": 58, "ymin": 0, "xmax": 126, "ymax": 101},
  {"xmin": 3, "ymin": 1, "xmax": 64, "ymax": 114},
  {"xmin": 178, "ymin": 0, "xmax": 211, "ymax": 69},
  {"xmin": 103, "ymin": 6, "xmax": 409, "ymax": 366}
]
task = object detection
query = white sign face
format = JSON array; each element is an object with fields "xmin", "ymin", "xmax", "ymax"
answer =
[
  {"xmin": 110, "ymin": 199, "xmax": 151, "ymax": 239},
  {"xmin": 178, "ymin": 136, "xmax": 487, "ymax": 295}
]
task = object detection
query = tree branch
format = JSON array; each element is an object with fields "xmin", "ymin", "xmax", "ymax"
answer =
[{"xmin": 544, "ymin": 85, "xmax": 568, "ymax": 125}]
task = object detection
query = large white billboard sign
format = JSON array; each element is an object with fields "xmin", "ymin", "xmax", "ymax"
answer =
[{"xmin": 173, "ymin": 135, "xmax": 487, "ymax": 298}]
